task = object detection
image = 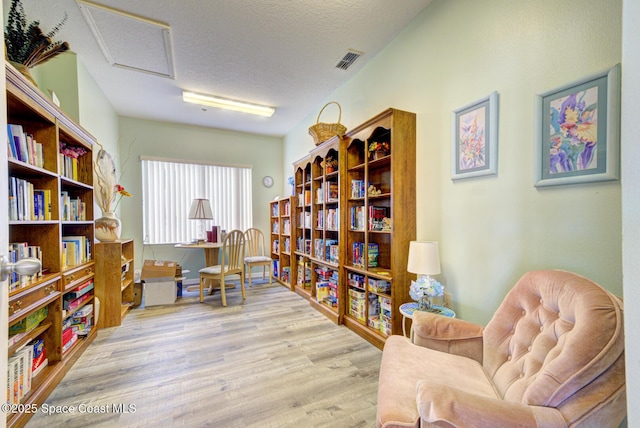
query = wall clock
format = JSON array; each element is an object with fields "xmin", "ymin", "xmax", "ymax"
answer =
[{"xmin": 262, "ymin": 176, "xmax": 274, "ymax": 188}]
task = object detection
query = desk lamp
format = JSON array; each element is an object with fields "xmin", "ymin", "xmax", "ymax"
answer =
[{"xmin": 188, "ymin": 198, "xmax": 213, "ymax": 243}]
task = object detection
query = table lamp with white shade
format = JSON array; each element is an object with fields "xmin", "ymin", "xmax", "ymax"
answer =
[
  {"xmin": 407, "ymin": 241, "xmax": 444, "ymax": 310},
  {"xmin": 188, "ymin": 198, "xmax": 213, "ymax": 242}
]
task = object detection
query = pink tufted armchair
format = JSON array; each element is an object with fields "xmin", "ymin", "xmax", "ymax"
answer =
[{"xmin": 377, "ymin": 270, "xmax": 626, "ymax": 427}]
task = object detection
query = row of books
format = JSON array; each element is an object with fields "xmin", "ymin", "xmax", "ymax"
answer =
[
  {"xmin": 59, "ymin": 153, "xmax": 79, "ymax": 181},
  {"xmin": 7, "ymin": 124, "xmax": 44, "ymax": 168},
  {"xmin": 352, "ymin": 242, "xmax": 379, "ymax": 268},
  {"xmin": 8, "ymin": 176, "xmax": 51, "ymax": 222},
  {"xmin": 63, "ymin": 280, "xmax": 94, "ymax": 316},
  {"xmin": 298, "ymin": 211, "xmax": 312, "ymax": 229},
  {"xmin": 317, "ymin": 208, "xmax": 339, "ymax": 230},
  {"xmin": 62, "ymin": 236, "xmax": 92, "ymax": 268},
  {"xmin": 316, "ymin": 266, "xmax": 338, "ymax": 307},
  {"xmin": 351, "ymin": 180, "xmax": 366, "ymax": 199},
  {"xmin": 61, "ymin": 191, "xmax": 87, "ymax": 221},
  {"xmin": 296, "ymin": 237, "xmax": 308, "ymax": 254},
  {"xmin": 273, "ymin": 218, "xmax": 291, "ymax": 235},
  {"xmin": 7, "ymin": 338, "xmax": 47, "ymax": 406},
  {"xmin": 297, "ymin": 260, "xmax": 311, "ymax": 287},
  {"xmin": 281, "ymin": 200, "xmax": 291, "ymax": 216},
  {"xmin": 297, "ymin": 190, "xmax": 312, "ymax": 206},
  {"xmin": 62, "ymin": 303, "xmax": 94, "ymax": 356},
  {"xmin": 368, "ymin": 295, "xmax": 392, "ymax": 336},
  {"xmin": 348, "ymin": 287, "xmax": 374, "ymax": 321},
  {"xmin": 8, "ymin": 242, "xmax": 43, "ymax": 292},
  {"xmin": 349, "ymin": 206, "xmax": 389, "ymax": 231},
  {"xmin": 313, "ymin": 239, "xmax": 339, "ymax": 263},
  {"xmin": 281, "ymin": 266, "xmax": 290, "ymax": 283},
  {"xmin": 314, "ymin": 182, "xmax": 339, "ymax": 204}
]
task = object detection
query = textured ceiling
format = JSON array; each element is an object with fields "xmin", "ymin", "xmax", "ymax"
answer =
[{"xmin": 7, "ymin": 0, "xmax": 432, "ymax": 136}]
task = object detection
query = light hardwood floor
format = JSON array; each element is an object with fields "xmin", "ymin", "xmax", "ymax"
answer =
[{"xmin": 26, "ymin": 281, "xmax": 381, "ymax": 427}]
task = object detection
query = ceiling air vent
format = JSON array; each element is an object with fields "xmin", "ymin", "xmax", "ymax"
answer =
[{"xmin": 335, "ymin": 50, "xmax": 364, "ymax": 70}]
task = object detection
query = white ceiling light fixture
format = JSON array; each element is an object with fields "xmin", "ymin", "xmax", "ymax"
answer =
[{"xmin": 182, "ymin": 91, "xmax": 275, "ymax": 117}]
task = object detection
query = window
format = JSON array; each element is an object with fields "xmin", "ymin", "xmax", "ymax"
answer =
[{"xmin": 141, "ymin": 157, "xmax": 253, "ymax": 244}]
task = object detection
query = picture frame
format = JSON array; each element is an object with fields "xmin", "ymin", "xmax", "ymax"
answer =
[
  {"xmin": 451, "ymin": 91, "xmax": 498, "ymax": 180},
  {"xmin": 534, "ymin": 64, "xmax": 620, "ymax": 187}
]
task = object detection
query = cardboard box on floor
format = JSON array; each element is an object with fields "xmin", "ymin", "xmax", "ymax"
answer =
[{"xmin": 141, "ymin": 260, "xmax": 178, "ymax": 306}]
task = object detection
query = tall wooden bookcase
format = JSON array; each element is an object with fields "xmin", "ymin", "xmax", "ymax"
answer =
[
  {"xmin": 285, "ymin": 108, "xmax": 416, "ymax": 349},
  {"xmin": 94, "ymin": 239, "xmax": 135, "ymax": 328},
  {"xmin": 341, "ymin": 109, "xmax": 416, "ymax": 348},
  {"xmin": 6, "ymin": 62, "xmax": 98, "ymax": 427},
  {"xmin": 270, "ymin": 197, "xmax": 294, "ymax": 289}
]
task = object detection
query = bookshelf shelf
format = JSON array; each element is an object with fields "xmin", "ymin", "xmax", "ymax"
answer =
[{"xmin": 6, "ymin": 61, "xmax": 98, "ymax": 428}]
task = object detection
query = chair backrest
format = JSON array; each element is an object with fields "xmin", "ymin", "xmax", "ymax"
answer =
[
  {"xmin": 222, "ymin": 230, "xmax": 245, "ymax": 271},
  {"xmin": 482, "ymin": 270, "xmax": 625, "ymax": 424},
  {"xmin": 244, "ymin": 228, "xmax": 265, "ymax": 257}
]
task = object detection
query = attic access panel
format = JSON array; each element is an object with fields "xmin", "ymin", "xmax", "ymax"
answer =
[{"xmin": 77, "ymin": 0, "xmax": 175, "ymax": 79}]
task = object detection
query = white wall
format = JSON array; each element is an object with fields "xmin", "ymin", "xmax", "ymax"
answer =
[
  {"xmin": 284, "ymin": 0, "xmax": 623, "ymax": 324},
  {"xmin": 622, "ymin": 0, "xmax": 639, "ymax": 424},
  {"xmin": 117, "ymin": 117, "xmax": 283, "ymax": 279}
]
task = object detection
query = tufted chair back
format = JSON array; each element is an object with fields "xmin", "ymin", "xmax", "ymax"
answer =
[{"xmin": 482, "ymin": 270, "xmax": 625, "ymax": 424}]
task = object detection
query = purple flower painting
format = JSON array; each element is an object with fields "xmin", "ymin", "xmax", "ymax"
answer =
[
  {"xmin": 458, "ymin": 107, "xmax": 486, "ymax": 171},
  {"xmin": 548, "ymin": 87, "xmax": 598, "ymax": 174}
]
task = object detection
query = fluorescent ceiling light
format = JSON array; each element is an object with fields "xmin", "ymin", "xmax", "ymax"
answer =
[{"xmin": 182, "ymin": 91, "xmax": 275, "ymax": 117}]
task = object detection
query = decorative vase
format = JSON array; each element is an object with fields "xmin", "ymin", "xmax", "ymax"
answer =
[
  {"xmin": 9, "ymin": 61, "xmax": 37, "ymax": 86},
  {"xmin": 373, "ymin": 150, "xmax": 387, "ymax": 160},
  {"xmin": 418, "ymin": 296, "xmax": 433, "ymax": 312},
  {"xmin": 95, "ymin": 212, "xmax": 121, "ymax": 242}
]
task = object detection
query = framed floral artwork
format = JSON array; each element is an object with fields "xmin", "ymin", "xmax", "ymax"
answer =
[
  {"xmin": 451, "ymin": 91, "xmax": 498, "ymax": 180},
  {"xmin": 534, "ymin": 64, "xmax": 620, "ymax": 187}
]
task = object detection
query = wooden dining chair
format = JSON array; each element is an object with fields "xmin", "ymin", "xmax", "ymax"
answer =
[
  {"xmin": 243, "ymin": 228, "xmax": 272, "ymax": 287},
  {"xmin": 198, "ymin": 230, "xmax": 245, "ymax": 306}
]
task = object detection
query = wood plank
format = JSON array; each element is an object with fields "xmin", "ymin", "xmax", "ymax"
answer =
[{"xmin": 25, "ymin": 282, "xmax": 381, "ymax": 427}]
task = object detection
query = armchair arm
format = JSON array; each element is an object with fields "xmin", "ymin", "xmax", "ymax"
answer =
[
  {"xmin": 412, "ymin": 311, "xmax": 484, "ymax": 363},
  {"xmin": 416, "ymin": 380, "xmax": 567, "ymax": 428}
]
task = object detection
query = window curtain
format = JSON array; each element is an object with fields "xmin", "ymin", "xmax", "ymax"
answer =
[{"xmin": 141, "ymin": 157, "xmax": 252, "ymax": 244}]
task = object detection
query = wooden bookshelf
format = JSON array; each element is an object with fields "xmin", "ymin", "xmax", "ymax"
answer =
[
  {"xmin": 270, "ymin": 197, "xmax": 295, "ymax": 289},
  {"xmin": 94, "ymin": 239, "xmax": 135, "ymax": 328},
  {"xmin": 286, "ymin": 108, "xmax": 416, "ymax": 349},
  {"xmin": 6, "ymin": 61, "xmax": 98, "ymax": 428}
]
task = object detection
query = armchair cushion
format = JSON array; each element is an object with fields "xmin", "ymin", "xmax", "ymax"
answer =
[
  {"xmin": 415, "ymin": 380, "xmax": 566, "ymax": 428},
  {"xmin": 377, "ymin": 335, "xmax": 496, "ymax": 428}
]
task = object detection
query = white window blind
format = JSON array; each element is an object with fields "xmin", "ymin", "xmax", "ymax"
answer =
[{"xmin": 141, "ymin": 157, "xmax": 253, "ymax": 244}]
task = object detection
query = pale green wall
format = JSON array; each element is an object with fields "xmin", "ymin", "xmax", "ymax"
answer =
[
  {"xmin": 32, "ymin": 52, "xmax": 80, "ymax": 122},
  {"xmin": 284, "ymin": 0, "xmax": 623, "ymax": 324},
  {"xmin": 33, "ymin": 52, "xmax": 121, "ymax": 221},
  {"xmin": 117, "ymin": 117, "xmax": 283, "ymax": 280}
]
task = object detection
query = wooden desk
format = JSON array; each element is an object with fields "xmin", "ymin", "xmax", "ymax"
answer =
[{"xmin": 175, "ymin": 242, "xmax": 224, "ymax": 290}]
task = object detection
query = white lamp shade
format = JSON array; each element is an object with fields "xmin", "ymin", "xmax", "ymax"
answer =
[
  {"xmin": 407, "ymin": 241, "xmax": 441, "ymax": 275},
  {"xmin": 188, "ymin": 198, "xmax": 213, "ymax": 219}
]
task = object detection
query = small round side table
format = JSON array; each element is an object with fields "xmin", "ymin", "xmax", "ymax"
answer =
[{"xmin": 399, "ymin": 302, "xmax": 456, "ymax": 338}]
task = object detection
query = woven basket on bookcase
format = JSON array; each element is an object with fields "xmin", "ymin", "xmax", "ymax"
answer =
[{"xmin": 308, "ymin": 101, "xmax": 347, "ymax": 146}]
